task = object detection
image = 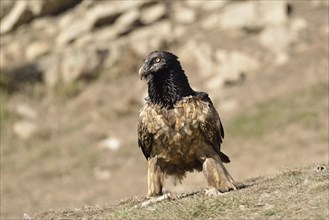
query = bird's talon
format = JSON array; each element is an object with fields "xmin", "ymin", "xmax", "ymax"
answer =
[{"xmin": 204, "ymin": 188, "xmax": 222, "ymax": 196}]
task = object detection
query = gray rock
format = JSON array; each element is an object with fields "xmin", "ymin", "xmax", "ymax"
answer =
[
  {"xmin": 201, "ymin": 13, "xmax": 221, "ymax": 30},
  {"xmin": 60, "ymin": 47, "xmax": 103, "ymax": 84},
  {"xmin": 173, "ymin": 6, "xmax": 196, "ymax": 24},
  {"xmin": 89, "ymin": 0, "xmax": 146, "ymax": 27},
  {"xmin": 40, "ymin": 46, "xmax": 107, "ymax": 87},
  {"xmin": 258, "ymin": 17, "xmax": 307, "ymax": 66},
  {"xmin": 74, "ymin": 27, "xmax": 118, "ymax": 48},
  {"xmin": 0, "ymin": 41, "xmax": 27, "ymax": 69},
  {"xmin": 94, "ymin": 167, "xmax": 112, "ymax": 180},
  {"xmin": 113, "ymin": 8, "xmax": 140, "ymax": 35},
  {"xmin": 23, "ymin": 213, "xmax": 32, "ymax": 220},
  {"xmin": 56, "ymin": 18, "xmax": 93, "ymax": 46},
  {"xmin": 56, "ymin": 3, "xmax": 101, "ymax": 46},
  {"xmin": 98, "ymin": 137, "xmax": 121, "ymax": 151},
  {"xmin": 206, "ymin": 50, "xmax": 260, "ymax": 89},
  {"xmin": 257, "ymin": 1, "xmax": 288, "ymax": 26},
  {"xmin": 13, "ymin": 120, "xmax": 38, "ymax": 140},
  {"xmin": 31, "ymin": 17, "xmax": 58, "ymax": 37},
  {"xmin": 273, "ymin": 52, "xmax": 289, "ymax": 66},
  {"xmin": 201, "ymin": 1, "xmax": 227, "ymax": 11},
  {"xmin": 259, "ymin": 25, "xmax": 293, "ymax": 53},
  {"xmin": 311, "ymin": 0, "xmax": 329, "ymax": 7},
  {"xmin": 218, "ymin": 1, "xmax": 259, "ymax": 30},
  {"xmin": 101, "ymin": 43, "xmax": 122, "ymax": 71},
  {"xmin": 87, "ymin": 2, "xmax": 123, "ymax": 28},
  {"xmin": 28, "ymin": 0, "xmax": 82, "ymax": 17},
  {"xmin": 179, "ymin": 40, "xmax": 215, "ymax": 77},
  {"xmin": 38, "ymin": 54, "xmax": 61, "ymax": 88},
  {"xmin": 0, "ymin": 12, "xmax": 58, "ymax": 69},
  {"xmin": 140, "ymin": 3, "xmax": 167, "ymax": 25},
  {"xmin": 203, "ymin": 1, "xmax": 289, "ymax": 31},
  {"xmin": 0, "ymin": 0, "xmax": 82, "ymax": 35},
  {"xmin": 0, "ymin": 1, "xmax": 15, "ymax": 20},
  {"xmin": 15, "ymin": 104, "xmax": 38, "ymax": 119},
  {"xmin": 128, "ymin": 21, "xmax": 172, "ymax": 56},
  {"xmin": 172, "ymin": 25, "xmax": 188, "ymax": 39},
  {"xmin": 180, "ymin": 40, "xmax": 260, "ymax": 89},
  {"xmin": 56, "ymin": 1, "xmax": 146, "ymax": 46},
  {"xmin": 0, "ymin": 1, "xmax": 33, "ymax": 35},
  {"xmin": 26, "ymin": 41, "xmax": 50, "ymax": 61},
  {"xmin": 184, "ymin": 1, "xmax": 204, "ymax": 9},
  {"xmin": 185, "ymin": 0, "xmax": 227, "ymax": 11},
  {"xmin": 290, "ymin": 17, "xmax": 307, "ymax": 33}
]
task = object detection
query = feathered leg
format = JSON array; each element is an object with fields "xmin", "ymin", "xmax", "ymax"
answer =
[
  {"xmin": 202, "ymin": 156, "xmax": 237, "ymax": 194},
  {"xmin": 147, "ymin": 156, "xmax": 164, "ymax": 197}
]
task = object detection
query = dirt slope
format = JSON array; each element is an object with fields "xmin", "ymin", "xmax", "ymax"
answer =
[{"xmin": 34, "ymin": 165, "xmax": 329, "ymax": 219}]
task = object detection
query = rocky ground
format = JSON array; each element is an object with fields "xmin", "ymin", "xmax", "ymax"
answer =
[{"xmin": 0, "ymin": 0, "xmax": 328, "ymax": 219}]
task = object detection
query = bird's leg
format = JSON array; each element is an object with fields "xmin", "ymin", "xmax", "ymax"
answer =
[
  {"xmin": 147, "ymin": 156, "xmax": 164, "ymax": 197},
  {"xmin": 202, "ymin": 157, "xmax": 237, "ymax": 194}
]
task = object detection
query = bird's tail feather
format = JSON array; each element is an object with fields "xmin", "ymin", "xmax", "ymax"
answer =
[{"xmin": 219, "ymin": 152, "xmax": 230, "ymax": 163}]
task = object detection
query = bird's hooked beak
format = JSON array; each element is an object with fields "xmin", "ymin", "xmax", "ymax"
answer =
[{"xmin": 138, "ymin": 64, "xmax": 148, "ymax": 80}]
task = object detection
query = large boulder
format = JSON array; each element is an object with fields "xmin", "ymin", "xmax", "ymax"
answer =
[
  {"xmin": 259, "ymin": 17, "xmax": 307, "ymax": 65},
  {"xmin": 179, "ymin": 40, "xmax": 260, "ymax": 89},
  {"xmin": 26, "ymin": 41, "xmax": 50, "ymax": 62},
  {"xmin": 206, "ymin": 50, "xmax": 260, "ymax": 89},
  {"xmin": 40, "ymin": 46, "xmax": 108, "ymax": 87},
  {"xmin": 28, "ymin": 0, "xmax": 82, "ymax": 17},
  {"xmin": 0, "ymin": 1, "xmax": 33, "ymax": 35},
  {"xmin": 0, "ymin": 0, "xmax": 82, "ymax": 35},
  {"xmin": 140, "ymin": 3, "xmax": 167, "ymax": 25},
  {"xmin": 202, "ymin": 0, "xmax": 290, "ymax": 31},
  {"xmin": 0, "ymin": 1, "xmax": 15, "ymax": 20},
  {"xmin": 56, "ymin": 0, "xmax": 148, "ymax": 46},
  {"xmin": 179, "ymin": 40, "xmax": 215, "ymax": 78},
  {"xmin": 128, "ymin": 21, "xmax": 173, "ymax": 57},
  {"xmin": 172, "ymin": 5, "xmax": 197, "ymax": 24}
]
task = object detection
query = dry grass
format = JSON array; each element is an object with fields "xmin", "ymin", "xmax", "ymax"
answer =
[{"xmin": 34, "ymin": 165, "xmax": 329, "ymax": 219}]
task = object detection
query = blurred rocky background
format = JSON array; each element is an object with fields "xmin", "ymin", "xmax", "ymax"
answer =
[{"xmin": 0, "ymin": 0, "xmax": 328, "ymax": 218}]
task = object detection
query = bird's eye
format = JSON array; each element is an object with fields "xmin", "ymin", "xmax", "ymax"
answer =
[{"xmin": 155, "ymin": 57, "xmax": 161, "ymax": 63}]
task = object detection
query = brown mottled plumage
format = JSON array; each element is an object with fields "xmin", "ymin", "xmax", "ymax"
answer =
[{"xmin": 138, "ymin": 51, "xmax": 237, "ymax": 197}]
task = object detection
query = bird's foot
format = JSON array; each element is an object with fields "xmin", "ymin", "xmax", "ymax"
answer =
[
  {"xmin": 140, "ymin": 193, "xmax": 175, "ymax": 208},
  {"xmin": 218, "ymin": 176, "xmax": 238, "ymax": 192},
  {"xmin": 204, "ymin": 188, "xmax": 223, "ymax": 196},
  {"xmin": 203, "ymin": 157, "xmax": 238, "ymax": 192}
]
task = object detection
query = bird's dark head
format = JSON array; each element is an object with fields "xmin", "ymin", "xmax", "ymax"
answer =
[
  {"xmin": 138, "ymin": 51, "xmax": 195, "ymax": 107},
  {"xmin": 138, "ymin": 51, "xmax": 180, "ymax": 81}
]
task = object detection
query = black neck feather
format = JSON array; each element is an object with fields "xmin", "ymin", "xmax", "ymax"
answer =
[{"xmin": 147, "ymin": 67, "xmax": 195, "ymax": 108}]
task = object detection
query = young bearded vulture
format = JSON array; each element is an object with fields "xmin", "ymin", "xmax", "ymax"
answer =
[{"xmin": 137, "ymin": 51, "xmax": 237, "ymax": 197}]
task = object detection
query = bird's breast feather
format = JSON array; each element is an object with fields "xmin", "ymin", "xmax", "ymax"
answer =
[{"xmin": 139, "ymin": 97, "xmax": 210, "ymax": 137}]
